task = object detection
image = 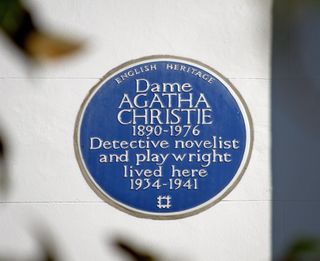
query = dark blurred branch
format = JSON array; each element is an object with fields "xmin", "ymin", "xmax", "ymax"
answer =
[
  {"xmin": 34, "ymin": 229, "xmax": 59, "ymax": 261},
  {"xmin": 114, "ymin": 239, "xmax": 159, "ymax": 261},
  {"xmin": 0, "ymin": 131, "xmax": 9, "ymax": 196}
]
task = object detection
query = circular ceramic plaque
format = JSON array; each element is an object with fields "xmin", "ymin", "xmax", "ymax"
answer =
[{"xmin": 74, "ymin": 56, "xmax": 252, "ymax": 219}]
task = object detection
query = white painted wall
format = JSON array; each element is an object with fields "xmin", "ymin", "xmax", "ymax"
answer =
[{"xmin": 0, "ymin": 1, "xmax": 272, "ymax": 260}]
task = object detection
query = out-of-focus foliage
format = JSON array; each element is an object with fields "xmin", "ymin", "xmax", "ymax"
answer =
[
  {"xmin": 0, "ymin": 0, "xmax": 83, "ymax": 197},
  {"xmin": 0, "ymin": 0, "xmax": 82, "ymax": 60},
  {"xmin": 282, "ymin": 238, "xmax": 320, "ymax": 261},
  {"xmin": 0, "ymin": 0, "xmax": 81, "ymax": 258}
]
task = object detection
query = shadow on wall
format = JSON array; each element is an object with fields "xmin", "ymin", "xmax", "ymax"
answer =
[{"xmin": 272, "ymin": 0, "xmax": 320, "ymax": 260}]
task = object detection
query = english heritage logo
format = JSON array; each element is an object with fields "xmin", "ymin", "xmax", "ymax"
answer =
[{"xmin": 74, "ymin": 55, "xmax": 253, "ymax": 219}]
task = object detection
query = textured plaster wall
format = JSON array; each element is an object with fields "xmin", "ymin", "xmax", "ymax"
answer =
[{"xmin": 0, "ymin": 1, "xmax": 272, "ymax": 260}]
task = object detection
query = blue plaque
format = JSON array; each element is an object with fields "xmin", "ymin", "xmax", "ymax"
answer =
[{"xmin": 74, "ymin": 56, "xmax": 252, "ymax": 219}]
